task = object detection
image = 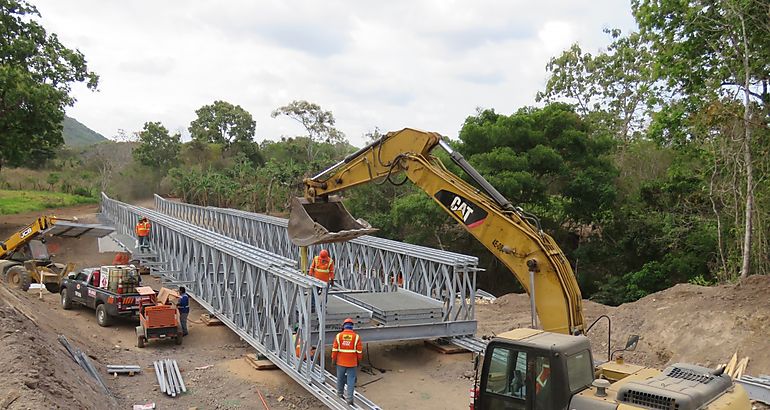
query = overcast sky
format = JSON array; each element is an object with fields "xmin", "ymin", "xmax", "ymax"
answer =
[{"xmin": 34, "ymin": 1, "xmax": 636, "ymax": 147}]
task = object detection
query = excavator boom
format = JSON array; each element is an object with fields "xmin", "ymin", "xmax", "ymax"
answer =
[{"xmin": 291, "ymin": 128, "xmax": 585, "ymax": 335}]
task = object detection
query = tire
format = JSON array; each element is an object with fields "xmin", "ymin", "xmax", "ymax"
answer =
[
  {"xmin": 96, "ymin": 304, "xmax": 112, "ymax": 327},
  {"xmin": 137, "ymin": 336, "xmax": 146, "ymax": 348},
  {"xmin": 61, "ymin": 289, "xmax": 73, "ymax": 310},
  {"xmin": 0, "ymin": 261, "xmax": 20, "ymax": 281},
  {"xmin": 6, "ymin": 266, "xmax": 31, "ymax": 292},
  {"xmin": 45, "ymin": 283, "xmax": 61, "ymax": 293},
  {"xmin": 175, "ymin": 335, "xmax": 183, "ymax": 345}
]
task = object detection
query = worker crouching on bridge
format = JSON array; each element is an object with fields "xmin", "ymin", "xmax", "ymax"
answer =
[{"xmin": 332, "ymin": 318, "xmax": 363, "ymax": 405}]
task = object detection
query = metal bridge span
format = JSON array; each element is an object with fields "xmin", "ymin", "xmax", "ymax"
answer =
[{"xmin": 101, "ymin": 193, "xmax": 484, "ymax": 409}]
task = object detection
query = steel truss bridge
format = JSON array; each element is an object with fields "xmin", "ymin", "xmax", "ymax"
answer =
[{"xmin": 101, "ymin": 193, "xmax": 483, "ymax": 409}]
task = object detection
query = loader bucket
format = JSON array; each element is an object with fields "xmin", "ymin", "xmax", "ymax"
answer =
[{"xmin": 288, "ymin": 197, "xmax": 378, "ymax": 246}]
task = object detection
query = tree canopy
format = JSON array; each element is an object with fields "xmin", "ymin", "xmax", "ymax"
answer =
[
  {"xmin": 0, "ymin": 0, "xmax": 98, "ymax": 171},
  {"xmin": 133, "ymin": 122, "xmax": 181, "ymax": 172},
  {"xmin": 189, "ymin": 100, "xmax": 256, "ymax": 145}
]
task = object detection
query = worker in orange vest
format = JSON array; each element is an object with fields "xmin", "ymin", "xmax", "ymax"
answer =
[
  {"xmin": 292, "ymin": 325, "xmax": 316, "ymax": 359},
  {"xmin": 135, "ymin": 217, "xmax": 151, "ymax": 252},
  {"xmin": 332, "ymin": 318, "xmax": 362, "ymax": 405},
  {"xmin": 309, "ymin": 249, "xmax": 334, "ymax": 286}
]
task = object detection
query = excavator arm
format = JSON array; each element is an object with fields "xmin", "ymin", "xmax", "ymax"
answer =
[
  {"xmin": 0, "ymin": 216, "xmax": 58, "ymax": 259},
  {"xmin": 294, "ymin": 128, "xmax": 585, "ymax": 335},
  {"xmin": 1, "ymin": 216, "xmax": 115, "ymax": 260}
]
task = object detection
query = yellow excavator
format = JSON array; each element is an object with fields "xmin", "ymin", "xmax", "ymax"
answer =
[
  {"xmin": 0, "ymin": 216, "xmax": 113, "ymax": 293},
  {"xmin": 288, "ymin": 128, "xmax": 751, "ymax": 410}
]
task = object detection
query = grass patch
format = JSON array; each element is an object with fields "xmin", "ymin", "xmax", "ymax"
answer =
[{"xmin": 0, "ymin": 190, "xmax": 97, "ymax": 215}]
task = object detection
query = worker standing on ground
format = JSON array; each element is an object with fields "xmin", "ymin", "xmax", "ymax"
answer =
[
  {"xmin": 177, "ymin": 286, "xmax": 189, "ymax": 336},
  {"xmin": 309, "ymin": 249, "xmax": 335, "ymax": 286},
  {"xmin": 134, "ymin": 217, "xmax": 151, "ymax": 252},
  {"xmin": 332, "ymin": 318, "xmax": 362, "ymax": 405}
]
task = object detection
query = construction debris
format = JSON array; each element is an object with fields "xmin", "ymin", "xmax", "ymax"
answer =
[{"xmin": 153, "ymin": 359, "xmax": 186, "ymax": 397}]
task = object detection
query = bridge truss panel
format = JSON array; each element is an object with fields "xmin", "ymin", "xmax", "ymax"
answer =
[
  {"xmin": 101, "ymin": 193, "xmax": 381, "ymax": 410},
  {"xmin": 154, "ymin": 195, "xmax": 479, "ymax": 323}
]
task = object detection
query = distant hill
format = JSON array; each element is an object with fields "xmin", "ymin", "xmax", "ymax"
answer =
[{"xmin": 62, "ymin": 116, "xmax": 107, "ymax": 147}]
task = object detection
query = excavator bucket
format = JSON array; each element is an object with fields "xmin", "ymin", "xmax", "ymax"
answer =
[{"xmin": 288, "ymin": 196, "xmax": 378, "ymax": 246}]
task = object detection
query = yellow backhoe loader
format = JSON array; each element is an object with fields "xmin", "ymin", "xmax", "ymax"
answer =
[
  {"xmin": 288, "ymin": 128, "xmax": 751, "ymax": 410},
  {"xmin": 0, "ymin": 216, "xmax": 113, "ymax": 293}
]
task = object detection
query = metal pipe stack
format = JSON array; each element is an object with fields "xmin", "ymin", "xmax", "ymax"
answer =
[{"xmin": 153, "ymin": 359, "xmax": 186, "ymax": 397}]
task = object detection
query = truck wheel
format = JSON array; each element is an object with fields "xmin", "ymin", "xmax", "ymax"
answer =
[
  {"xmin": 45, "ymin": 283, "xmax": 61, "ymax": 293},
  {"xmin": 175, "ymin": 334, "xmax": 183, "ymax": 345},
  {"xmin": 137, "ymin": 335, "xmax": 146, "ymax": 348},
  {"xmin": 61, "ymin": 289, "xmax": 73, "ymax": 310},
  {"xmin": 96, "ymin": 304, "xmax": 112, "ymax": 327},
  {"xmin": 6, "ymin": 266, "xmax": 31, "ymax": 292}
]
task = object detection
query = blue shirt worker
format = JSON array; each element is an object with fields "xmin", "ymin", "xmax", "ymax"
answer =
[{"xmin": 178, "ymin": 286, "xmax": 190, "ymax": 336}]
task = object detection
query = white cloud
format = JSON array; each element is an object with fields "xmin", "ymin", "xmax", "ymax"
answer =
[{"xmin": 34, "ymin": 0, "xmax": 636, "ymax": 147}]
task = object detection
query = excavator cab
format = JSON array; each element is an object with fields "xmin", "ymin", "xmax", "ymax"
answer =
[
  {"xmin": 287, "ymin": 196, "xmax": 377, "ymax": 246},
  {"xmin": 474, "ymin": 329, "xmax": 594, "ymax": 410}
]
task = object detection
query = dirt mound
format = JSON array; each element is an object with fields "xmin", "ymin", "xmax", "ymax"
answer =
[
  {"xmin": 476, "ymin": 275, "xmax": 770, "ymax": 375},
  {"xmin": 0, "ymin": 287, "xmax": 115, "ymax": 410}
]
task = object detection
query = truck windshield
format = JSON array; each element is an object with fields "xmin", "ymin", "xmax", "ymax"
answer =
[{"xmin": 566, "ymin": 350, "xmax": 594, "ymax": 392}]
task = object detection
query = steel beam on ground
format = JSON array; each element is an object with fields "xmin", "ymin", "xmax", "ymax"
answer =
[{"xmin": 100, "ymin": 193, "xmax": 379, "ymax": 410}]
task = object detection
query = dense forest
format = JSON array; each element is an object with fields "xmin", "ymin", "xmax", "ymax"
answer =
[{"xmin": 1, "ymin": 0, "xmax": 768, "ymax": 304}]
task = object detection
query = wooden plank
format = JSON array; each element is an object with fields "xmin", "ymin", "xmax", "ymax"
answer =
[
  {"xmin": 735, "ymin": 357, "xmax": 749, "ymax": 379},
  {"xmin": 244, "ymin": 354, "xmax": 278, "ymax": 370},
  {"xmin": 725, "ymin": 352, "xmax": 738, "ymax": 377},
  {"xmin": 200, "ymin": 314, "xmax": 224, "ymax": 326},
  {"xmin": 424, "ymin": 339, "xmax": 467, "ymax": 354}
]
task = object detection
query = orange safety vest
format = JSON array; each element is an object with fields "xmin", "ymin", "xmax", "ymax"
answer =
[
  {"xmin": 135, "ymin": 221, "xmax": 151, "ymax": 237},
  {"xmin": 309, "ymin": 256, "xmax": 334, "ymax": 283},
  {"xmin": 331, "ymin": 329, "xmax": 362, "ymax": 367},
  {"xmin": 293, "ymin": 333, "xmax": 316, "ymax": 359},
  {"xmin": 536, "ymin": 363, "xmax": 550, "ymax": 394}
]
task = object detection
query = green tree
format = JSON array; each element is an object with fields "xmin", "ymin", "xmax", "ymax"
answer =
[
  {"xmin": 189, "ymin": 100, "xmax": 256, "ymax": 145},
  {"xmin": 133, "ymin": 122, "xmax": 181, "ymax": 172},
  {"xmin": 458, "ymin": 104, "xmax": 617, "ymax": 226},
  {"xmin": 0, "ymin": 0, "xmax": 98, "ymax": 171},
  {"xmin": 537, "ymin": 29, "xmax": 659, "ymax": 143},
  {"xmin": 271, "ymin": 100, "xmax": 346, "ymax": 162},
  {"xmin": 633, "ymin": 0, "xmax": 770, "ymax": 278}
]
